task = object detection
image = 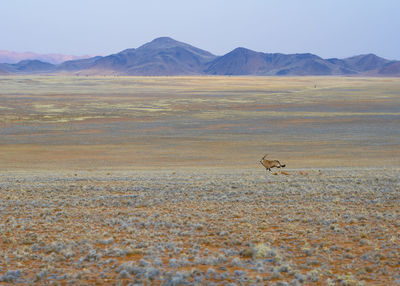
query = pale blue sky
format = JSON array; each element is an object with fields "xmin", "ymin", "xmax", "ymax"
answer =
[{"xmin": 2, "ymin": 0, "xmax": 399, "ymax": 59}]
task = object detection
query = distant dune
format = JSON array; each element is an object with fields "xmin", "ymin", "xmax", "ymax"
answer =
[
  {"xmin": 1, "ymin": 37, "xmax": 399, "ymax": 76},
  {"xmin": 0, "ymin": 49, "xmax": 93, "ymax": 64}
]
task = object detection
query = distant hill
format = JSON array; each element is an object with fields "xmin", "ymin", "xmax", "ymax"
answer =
[
  {"xmin": 0, "ymin": 50, "xmax": 93, "ymax": 64},
  {"xmin": 82, "ymin": 37, "xmax": 217, "ymax": 75},
  {"xmin": 56, "ymin": 56, "xmax": 103, "ymax": 71},
  {"xmin": 0, "ymin": 68, "xmax": 9, "ymax": 75},
  {"xmin": 378, "ymin": 62, "xmax": 400, "ymax": 76},
  {"xmin": 326, "ymin": 54, "xmax": 392, "ymax": 75},
  {"xmin": 1, "ymin": 37, "xmax": 399, "ymax": 76},
  {"xmin": 343, "ymin": 54, "xmax": 391, "ymax": 72},
  {"xmin": 0, "ymin": 60, "xmax": 55, "ymax": 74},
  {"xmin": 206, "ymin": 49, "xmax": 396, "ymax": 76},
  {"xmin": 205, "ymin": 48, "xmax": 354, "ymax": 76}
]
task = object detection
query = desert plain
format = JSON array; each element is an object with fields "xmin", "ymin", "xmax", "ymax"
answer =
[{"xmin": 0, "ymin": 76, "xmax": 399, "ymax": 285}]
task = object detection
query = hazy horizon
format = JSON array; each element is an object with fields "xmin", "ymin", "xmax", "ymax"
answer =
[{"xmin": 1, "ymin": 0, "xmax": 400, "ymax": 60}]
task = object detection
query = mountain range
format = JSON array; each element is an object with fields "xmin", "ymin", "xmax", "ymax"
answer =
[{"xmin": 1, "ymin": 37, "xmax": 399, "ymax": 76}]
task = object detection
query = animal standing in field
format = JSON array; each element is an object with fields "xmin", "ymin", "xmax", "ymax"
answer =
[{"xmin": 260, "ymin": 154, "xmax": 286, "ymax": 173}]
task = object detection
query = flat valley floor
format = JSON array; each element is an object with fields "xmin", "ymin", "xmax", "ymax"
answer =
[
  {"xmin": 0, "ymin": 76, "xmax": 399, "ymax": 285},
  {"xmin": 0, "ymin": 76, "xmax": 399, "ymax": 170}
]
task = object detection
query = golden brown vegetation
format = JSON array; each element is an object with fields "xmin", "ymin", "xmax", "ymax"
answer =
[
  {"xmin": 0, "ymin": 76, "xmax": 399, "ymax": 170},
  {"xmin": 0, "ymin": 76, "xmax": 400, "ymax": 284}
]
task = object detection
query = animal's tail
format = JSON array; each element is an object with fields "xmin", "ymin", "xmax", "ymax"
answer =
[{"xmin": 280, "ymin": 163, "xmax": 286, "ymax": 168}]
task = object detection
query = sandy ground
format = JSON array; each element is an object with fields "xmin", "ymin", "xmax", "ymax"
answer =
[
  {"xmin": 1, "ymin": 76, "xmax": 399, "ymax": 285},
  {"xmin": 1, "ymin": 76, "xmax": 399, "ymax": 170},
  {"xmin": 0, "ymin": 168, "xmax": 399, "ymax": 285}
]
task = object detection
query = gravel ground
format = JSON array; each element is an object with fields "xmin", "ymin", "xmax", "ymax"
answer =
[{"xmin": 0, "ymin": 168, "xmax": 399, "ymax": 285}]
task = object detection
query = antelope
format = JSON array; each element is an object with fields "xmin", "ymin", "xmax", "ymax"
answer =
[{"xmin": 260, "ymin": 154, "xmax": 286, "ymax": 173}]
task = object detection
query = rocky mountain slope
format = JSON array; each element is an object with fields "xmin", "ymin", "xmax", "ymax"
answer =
[{"xmin": 1, "ymin": 37, "xmax": 399, "ymax": 76}]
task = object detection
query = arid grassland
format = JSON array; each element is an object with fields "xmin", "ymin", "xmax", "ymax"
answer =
[
  {"xmin": 0, "ymin": 76, "xmax": 399, "ymax": 169},
  {"xmin": 0, "ymin": 76, "xmax": 400, "ymax": 285},
  {"xmin": 0, "ymin": 169, "xmax": 399, "ymax": 285}
]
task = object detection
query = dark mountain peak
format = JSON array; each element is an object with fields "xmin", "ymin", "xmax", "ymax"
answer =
[
  {"xmin": 86, "ymin": 37, "xmax": 216, "ymax": 75},
  {"xmin": 149, "ymin": 36, "xmax": 177, "ymax": 44},
  {"xmin": 343, "ymin": 53, "xmax": 390, "ymax": 72},
  {"xmin": 4, "ymin": 59, "xmax": 56, "ymax": 73},
  {"xmin": 347, "ymin": 53, "xmax": 378, "ymax": 59},
  {"xmin": 229, "ymin": 47, "xmax": 259, "ymax": 56},
  {"xmin": 232, "ymin": 47, "xmax": 254, "ymax": 52},
  {"xmin": 345, "ymin": 53, "xmax": 389, "ymax": 64},
  {"xmin": 137, "ymin": 37, "xmax": 215, "ymax": 58},
  {"xmin": 206, "ymin": 47, "xmax": 270, "ymax": 75},
  {"xmin": 138, "ymin": 37, "xmax": 188, "ymax": 50},
  {"xmin": 16, "ymin": 59, "xmax": 54, "ymax": 69},
  {"xmin": 17, "ymin": 59, "xmax": 49, "ymax": 65}
]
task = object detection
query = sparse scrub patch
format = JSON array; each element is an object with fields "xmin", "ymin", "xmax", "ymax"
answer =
[{"xmin": 0, "ymin": 168, "xmax": 399, "ymax": 284}]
